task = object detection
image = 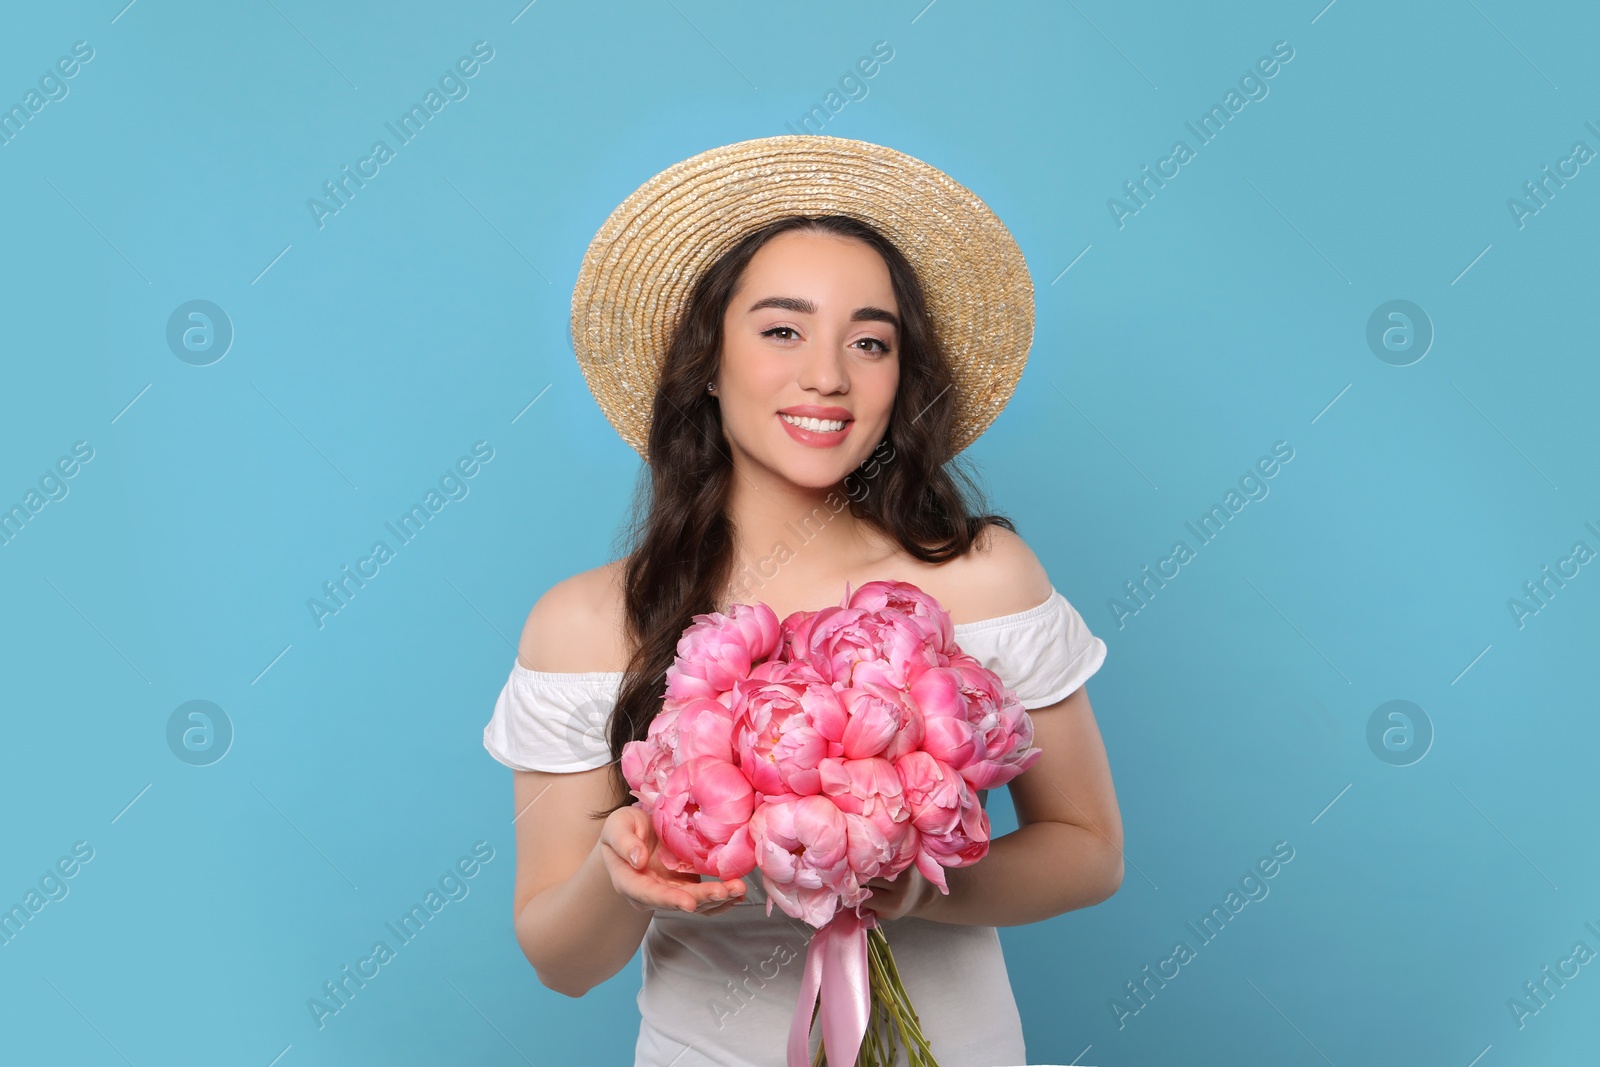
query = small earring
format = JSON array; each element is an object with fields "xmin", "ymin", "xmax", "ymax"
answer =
[{"xmin": 707, "ymin": 382, "xmax": 715, "ymax": 393}]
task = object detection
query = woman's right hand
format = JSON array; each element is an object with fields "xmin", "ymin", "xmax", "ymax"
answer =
[{"xmin": 599, "ymin": 805, "xmax": 747, "ymax": 916}]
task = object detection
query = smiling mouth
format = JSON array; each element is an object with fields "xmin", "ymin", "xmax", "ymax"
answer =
[{"xmin": 778, "ymin": 413, "xmax": 850, "ymax": 433}]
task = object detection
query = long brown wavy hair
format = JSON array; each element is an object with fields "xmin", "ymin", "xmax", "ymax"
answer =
[{"xmin": 591, "ymin": 214, "xmax": 1014, "ymax": 818}]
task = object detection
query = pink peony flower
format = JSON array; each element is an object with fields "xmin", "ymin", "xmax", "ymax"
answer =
[
  {"xmin": 652, "ymin": 756, "xmax": 758, "ymax": 880},
  {"xmin": 961, "ymin": 692, "xmax": 1045, "ymax": 791},
  {"xmin": 664, "ymin": 602, "xmax": 782, "ymax": 704},
  {"xmin": 782, "ymin": 605, "xmax": 937, "ymax": 692},
  {"xmin": 844, "ymin": 579, "xmax": 956, "ymax": 656},
  {"xmin": 673, "ymin": 696, "xmax": 739, "ymax": 764},
  {"xmin": 905, "ymin": 665, "xmax": 985, "ymax": 771},
  {"xmin": 839, "ymin": 810, "xmax": 919, "ymax": 901},
  {"xmin": 913, "ymin": 785, "xmax": 992, "ymax": 893},
  {"xmin": 819, "ymin": 756, "xmax": 917, "ymax": 886},
  {"xmin": 832, "ymin": 683, "xmax": 919, "ymax": 761},
  {"xmin": 817, "ymin": 756, "xmax": 908, "ymax": 825},
  {"xmin": 620, "ymin": 703, "xmax": 685, "ymax": 812},
  {"xmin": 895, "ymin": 750, "xmax": 965, "ymax": 837},
  {"xmin": 731, "ymin": 661, "xmax": 838, "ymax": 799},
  {"xmin": 750, "ymin": 794, "xmax": 855, "ymax": 928},
  {"xmin": 941, "ymin": 650, "xmax": 1044, "ymax": 790}
]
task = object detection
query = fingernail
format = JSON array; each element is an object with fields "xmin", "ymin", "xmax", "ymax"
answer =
[{"xmin": 630, "ymin": 849, "xmax": 642, "ymax": 867}]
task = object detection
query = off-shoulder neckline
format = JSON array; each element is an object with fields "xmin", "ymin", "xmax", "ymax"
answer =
[{"xmin": 510, "ymin": 586, "xmax": 1063, "ymax": 681}]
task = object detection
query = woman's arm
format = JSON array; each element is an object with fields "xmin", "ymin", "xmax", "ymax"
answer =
[
  {"xmin": 507, "ymin": 572, "xmax": 660, "ymax": 996},
  {"xmin": 507, "ymin": 571, "xmax": 742, "ymax": 997},
  {"xmin": 512, "ymin": 767, "xmax": 654, "ymax": 997},
  {"xmin": 914, "ymin": 684, "xmax": 1125, "ymax": 927},
  {"xmin": 512, "ymin": 766, "xmax": 748, "ymax": 996}
]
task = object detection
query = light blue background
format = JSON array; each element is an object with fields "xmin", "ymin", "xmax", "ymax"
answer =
[{"xmin": 2, "ymin": 1, "xmax": 1596, "ymax": 1064}]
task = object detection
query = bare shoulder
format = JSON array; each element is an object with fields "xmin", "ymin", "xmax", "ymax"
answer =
[
  {"xmin": 515, "ymin": 559, "xmax": 631, "ymax": 673},
  {"xmin": 940, "ymin": 523, "xmax": 1054, "ymax": 622}
]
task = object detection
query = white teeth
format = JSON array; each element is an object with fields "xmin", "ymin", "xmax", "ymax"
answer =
[{"xmin": 780, "ymin": 413, "xmax": 846, "ymax": 433}]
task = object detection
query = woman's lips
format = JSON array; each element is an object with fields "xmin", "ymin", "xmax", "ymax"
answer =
[{"xmin": 777, "ymin": 412, "xmax": 852, "ymax": 448}]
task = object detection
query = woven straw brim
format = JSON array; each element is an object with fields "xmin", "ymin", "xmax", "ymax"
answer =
[{"xmin": 570, "ymin": 134, "xmax": 1035, "ymax": 463}]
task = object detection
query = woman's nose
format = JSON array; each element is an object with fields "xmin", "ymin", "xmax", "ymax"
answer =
[{"xmin": 796, "ymin": 341, "xmax": 848, "ymax": 393}]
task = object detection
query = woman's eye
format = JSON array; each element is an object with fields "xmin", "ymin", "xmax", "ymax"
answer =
[{"xmin": 761, "ymin": 327, "xmax": 889, "ymax": 354}]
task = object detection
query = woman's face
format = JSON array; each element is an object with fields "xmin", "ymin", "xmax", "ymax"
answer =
[{"xmin": 714, "ymin": 229, "xmax": 900, "ymax": 490}]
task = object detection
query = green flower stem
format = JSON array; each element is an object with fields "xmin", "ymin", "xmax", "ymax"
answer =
[
  {"xmin": 866, "ymin": 954, "xmax": 901, "ymax": 1066},
  {"xmin": 868, "ymin": 927, "xmax": 939, "ymax": 1066},
  {"xmin": 864, "ymin": 1003, "xmax": 887, "ymax": 1064}
]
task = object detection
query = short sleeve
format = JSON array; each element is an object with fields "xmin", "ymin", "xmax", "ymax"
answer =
[
  {"xmin": 952, "ymin": 588, "xmax": 1107, "ymax": 709},
  {"xmin": 482, "ymin": 661, "xmax": 621, "ymax": 773}
]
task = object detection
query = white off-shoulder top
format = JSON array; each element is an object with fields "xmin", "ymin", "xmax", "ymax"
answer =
[{"xmin": 481, "ymin": 586, "xmax": 1108, "ymax": 1067}]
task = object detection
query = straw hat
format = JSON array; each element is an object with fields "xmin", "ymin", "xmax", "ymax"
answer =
[{"xmin": 569, "ymin": 134, "xmax": 1035, "ymax": 462}]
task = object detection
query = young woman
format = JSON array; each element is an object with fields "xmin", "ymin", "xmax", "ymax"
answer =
[{"xmin": 483, "ymin": 136, "xmax": 1124, "ymax": 1066}]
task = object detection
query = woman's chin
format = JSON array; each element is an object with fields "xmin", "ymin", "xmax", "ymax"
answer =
[
  {"xmin": 747, "ymin": 448, "xmax": 858, "ymax": 487},
  {"xmin": 732, "ymin": 433, "xmax": 881, "ymax": 490}
]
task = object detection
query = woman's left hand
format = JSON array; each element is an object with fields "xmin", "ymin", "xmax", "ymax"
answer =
[{"xmin": 860, "ymin": 865, "xmax": 938, "ymax": 922}]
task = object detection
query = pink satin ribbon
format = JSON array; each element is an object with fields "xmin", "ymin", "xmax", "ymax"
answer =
[{"xmin": 787, "ymin": 907, "xmax": 879, "ymax": 1067}]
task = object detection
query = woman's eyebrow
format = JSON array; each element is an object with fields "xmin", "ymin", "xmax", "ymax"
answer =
[{"xmin": 746, "ymin": 295, "xmax": 899, "ymax": 331}]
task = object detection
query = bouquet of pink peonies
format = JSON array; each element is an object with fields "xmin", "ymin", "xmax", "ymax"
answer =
[{"xmin": 621, "ymin": 579, "xmax": 1043, "ymax": 1067}]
